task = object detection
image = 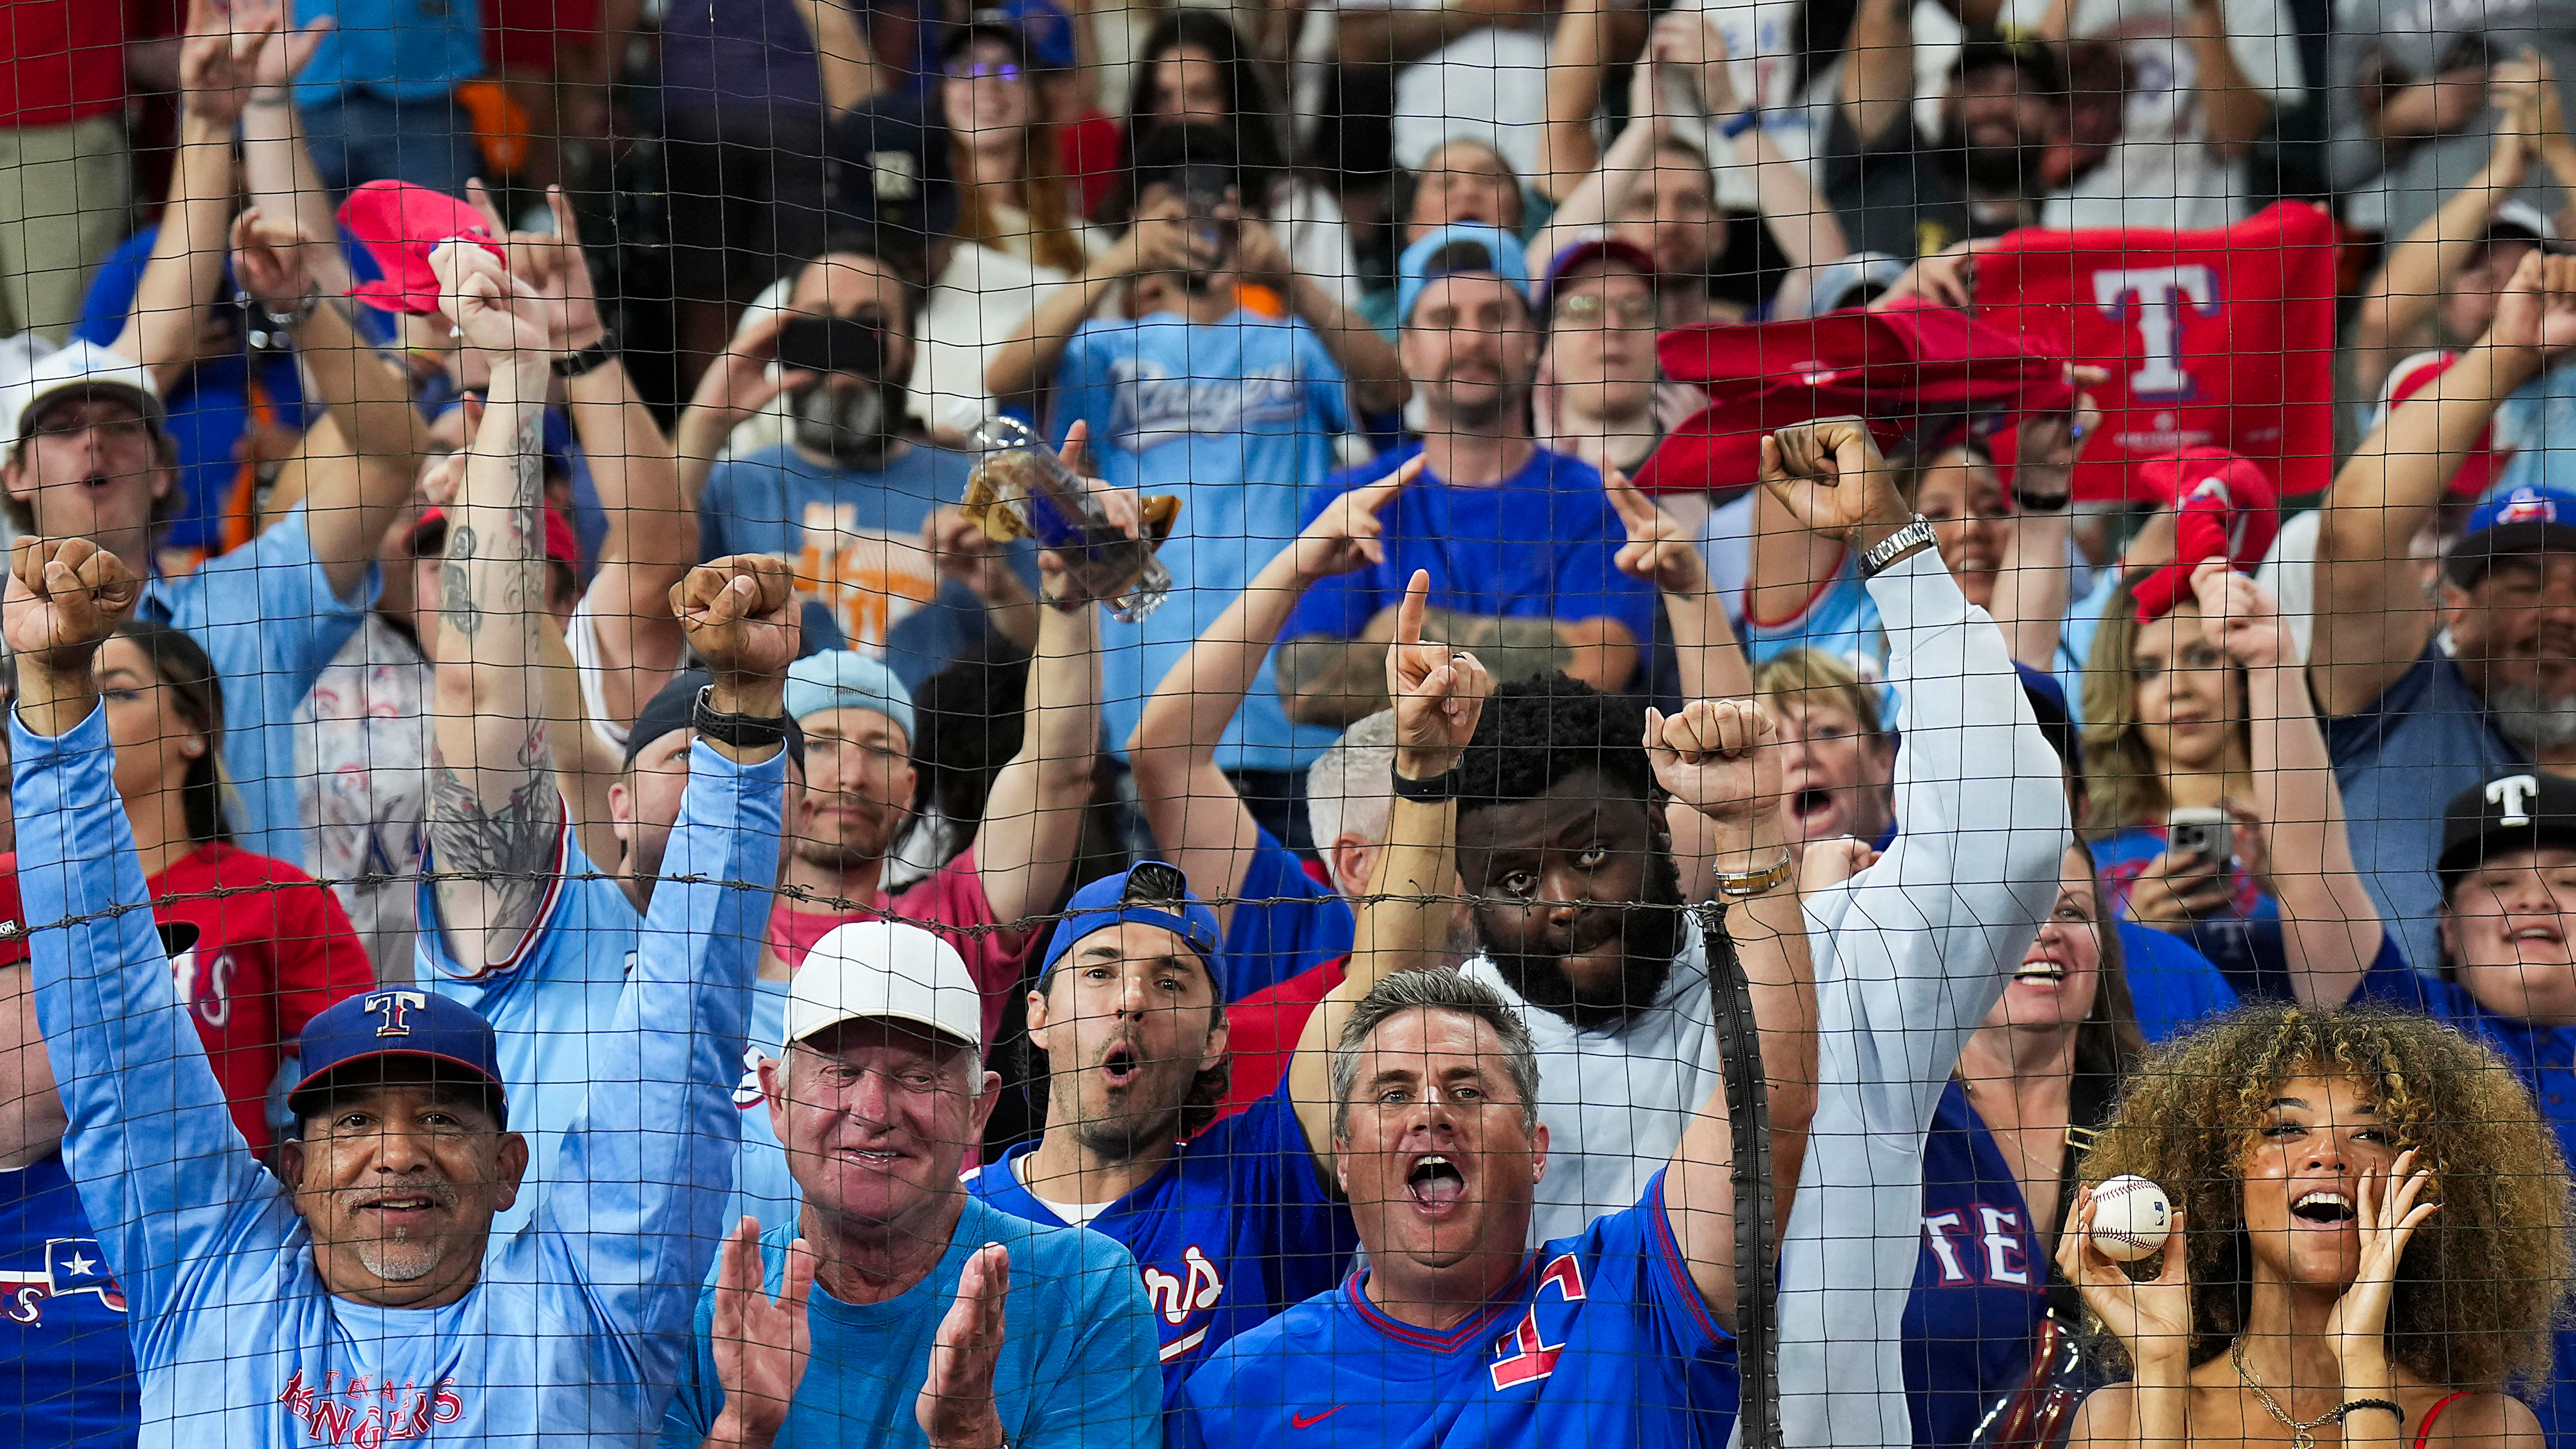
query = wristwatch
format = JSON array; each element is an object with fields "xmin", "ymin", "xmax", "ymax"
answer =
[
  {"xmin": 2010, "ymin": 485, "xmax": 2071, "ymax": 513},
  {"xmin": 553, "ymin": 331, "xmax": 620, "ymax": 379},
  {"xmin": 1857, "ymin": 516, "xmax": 1938, "ymax": 579},
  {"xmin": 1715, "ymin": 850, "xmax": 1795, "ymax": 899},
  {"xmin": 691, "ymin": 687, "xmax": 792, "ymax": 752},
  {"xmin": 1389, "ymin": 760, "xmax": 1464, "ymax": 804}
]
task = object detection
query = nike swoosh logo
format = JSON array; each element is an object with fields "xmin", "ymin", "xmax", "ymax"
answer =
[{"xmin": 1292, "ymin": 1407, "xmax": 1345, "ymax": 1429}]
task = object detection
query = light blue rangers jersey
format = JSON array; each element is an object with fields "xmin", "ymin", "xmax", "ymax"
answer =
[
  {"xmin": 19, "ymin": 707, "xmax": 783, "ymax": 1447},
  {"xmin": 139, "ymin": 505, "xmax": 374, "ymax": 864},
  {"xmin": 416, "ymin": 818, "xmax": 651, "ymax": 1238}
]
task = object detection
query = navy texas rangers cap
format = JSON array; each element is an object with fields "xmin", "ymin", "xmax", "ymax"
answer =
[{"xmin": 289, "ymin": 989, "xmax": 510, "ymax": 1128}]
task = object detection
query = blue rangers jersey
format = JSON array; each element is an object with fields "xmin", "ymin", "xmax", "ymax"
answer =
[
  {"xmin": 1175, "ymin": 1173, "xmax": 1737, "ymax": 1449},
  {"xmin": 19, "ymin": 708, "xmax": 782, "ymax": 1448},
  {"xmin": 2, "ymin": 1151, "xmax": 136, "ymax": 1447},
  {"xmin": 1904, "ymin": 1080, "xmax": 2049, "ymax": 1449},
  {"xmin": 965, "ymin": 1084, "xmax": 1357, "ymax": 1408}
]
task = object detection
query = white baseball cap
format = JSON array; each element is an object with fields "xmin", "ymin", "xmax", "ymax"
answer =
[
  {"xmin": 788, "ymin": 919, "xmax": 982, "ymax": 1053},
  {"xmin": 0, "ymin": 341, "xmax": 168, "ymax": 456}
]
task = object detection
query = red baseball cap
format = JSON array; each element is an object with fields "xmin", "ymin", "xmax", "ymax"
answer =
[
  {"xmin": 338, "ymin": 181, "xmax": 507, "ymax": 316},
  {"xmin": 2381, "ymin": 349, "xmax": 2508, "ymax": 499},
  {"xmin": 1635, "ymin": 304, "xmax": 2073, "ymax": 494},
  {"xmin": 410, "ymin": 504, "xmax": 581, "ymax": 570}
]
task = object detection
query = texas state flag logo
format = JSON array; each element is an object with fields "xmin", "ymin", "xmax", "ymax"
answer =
[
  {"xmin": 2497, "ymin": 490, "xmax": 2560, "ymax": 526},
  {"xmin": 44, "ymin": 1238, "xmax": 126, "ymax": 1311}
]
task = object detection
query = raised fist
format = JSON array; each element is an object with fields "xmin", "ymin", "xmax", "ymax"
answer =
[
  {"xmin": 1757, "ymin": 417, "xmax": 1908, "ymax": 540},
  {"xmin": 4, "ymin": 537, "xmax": 140, "ymax": 674},
  {"xmin": 673, "ymin": 555, "xmax": 799, "ymax": 705},
  {"xmin": 1644, "ymin": 696, "xmax": 1781, "ymax": 830}
]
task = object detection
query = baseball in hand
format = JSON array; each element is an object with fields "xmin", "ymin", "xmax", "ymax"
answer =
[{"xmin": 2089, "ymin": 1175, "xmax": 2173, "ymax": 1262}]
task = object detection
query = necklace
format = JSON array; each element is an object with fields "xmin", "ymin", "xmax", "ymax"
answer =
[{"xmin": 2233, "ymin": 1338, "xmax": 2341, "ymax": 1449}]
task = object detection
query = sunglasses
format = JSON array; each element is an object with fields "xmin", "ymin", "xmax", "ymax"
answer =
[
  {"xmin": 946, "ymin": 60, "xmax": 1024, "ymax": 82},
  {"xmin": 1552, "ymin": 293, "xmax": 1657, "ymax": 326}
]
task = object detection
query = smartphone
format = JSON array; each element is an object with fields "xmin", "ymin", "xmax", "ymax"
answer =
[
  {"xmin": 1174, "ymin": 162, "xmax": 1237, "ymax": 295},
  {"xmin": 2166, "ymin": 807, "xmax": 2235, "ymax": 873},
  {"xmin": 776, "ymin": 314, "xmax": 889, "ymax": 378}
]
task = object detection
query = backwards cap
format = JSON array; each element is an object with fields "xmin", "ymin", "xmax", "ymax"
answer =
[
  {"xmin": 1397, "ymin": 223, "xmax": 1533, "ymax": 331},
  {"xmin": 1036, "ymin": 862, "xmax": 1221, "ymax": 990}
]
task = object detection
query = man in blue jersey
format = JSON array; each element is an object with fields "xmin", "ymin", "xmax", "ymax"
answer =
[
  {"xmin": 1275, "ymin": 223, "xmax": 1660, "ymax": 728},
  {"xmin": 964, "ymin": 559, "xmax": 1519, "ymax": 1402},
  {"xmin": 4, "ymin": 512, "xmax": 790, "ymax": 1443},
  {"xmin": 661, "ymin": 919, "xmax": 1162, "ymax": 1449},
  {"xmin": 1177, "ymin": 965, "xmax": 1747, "ymax": 1449},
  {"xmin": 963, "ymin": 861, "xmax": 1360, "ymax": 1405},
  {"xmin": 410, "ymin": 242, "xmax": 808, "ymax": 1237}
]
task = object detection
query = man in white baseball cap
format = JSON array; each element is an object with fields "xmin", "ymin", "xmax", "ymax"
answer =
[{"xmin": 660, "ymin": 918, "xmax": 1161, "ymax": 1449}]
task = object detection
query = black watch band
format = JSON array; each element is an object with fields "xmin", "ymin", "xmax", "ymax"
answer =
[
  {"xmin": 691, "ymin": 686, "xmax": 791, "ymax": 751},
  {"xmin": 1390, "ymin": 760, "xmax": 1464, "ymax": 804},
  {"xmin": 2011, "ymin": 485, "xmax": 2071, "ymax": 512},
  {"xmin": 553, "ymin": 332, "xmax": 619, "ymax": 379}
]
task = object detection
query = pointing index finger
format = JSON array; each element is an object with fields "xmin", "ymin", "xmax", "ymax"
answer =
[{"xmin": 1395, "ymin": 569, "xmax": 1430, "ymax": 650}]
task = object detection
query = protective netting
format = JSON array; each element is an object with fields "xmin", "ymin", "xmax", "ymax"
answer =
[{"xmin": 3, "ymin": 0, "xmax": 2576, "ymax": 1445}]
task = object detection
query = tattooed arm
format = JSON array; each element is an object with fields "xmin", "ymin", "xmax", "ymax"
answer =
[{"xmin": 426, "ymin": 245, "xmax": 571, "ymax": 971}]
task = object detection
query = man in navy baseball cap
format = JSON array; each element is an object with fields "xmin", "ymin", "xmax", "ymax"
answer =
[
  {"xmin": 286, "ymin": 988, "xmax": 514, "ymax": 1129},
  {"xmin": 278, "ymin": 987, "xmax": 528, "ymax": 1305},
  {"xmin": 964, "ymin": 861, "xmax": 1360, "ymax": 1404}
]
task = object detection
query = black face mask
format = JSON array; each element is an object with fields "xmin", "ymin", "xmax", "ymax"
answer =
[
  {"xmin": 790, "ymin": 378, "xmax": 907, "ymax": 471},
  {"xmin": 1480, "ymin": 846, "xmax": 1689, "ymax": 1034}
]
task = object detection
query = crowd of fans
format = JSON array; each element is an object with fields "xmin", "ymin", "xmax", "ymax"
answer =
[{"xmin": 12, "ymin": 0, "xmax": 2576, "ymax": 1445}]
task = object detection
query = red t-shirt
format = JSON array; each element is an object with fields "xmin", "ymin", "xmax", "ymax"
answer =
[
  {"xmin": 1206, "ymin": 953, "xmax": 1347, "ymax": 1127},
  {"xmin": 1060, "ymin": 111, "xmax": 1123, "ymax": 222},
  {"xmin": 0, "ymin": 844, "xmax": 373, "ymax": 1154},
  {"xmin": 0, "ymin": 0, "xmax": 130, "ymax": 127},
  {"xmin": 766, "ymin": 847, "xmax": 1033, "ymax": 1047}
]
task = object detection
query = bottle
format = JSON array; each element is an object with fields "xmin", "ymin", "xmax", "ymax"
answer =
[{"xmin": 966, "ymin": 416, "xmax": 1173, "ymax": 623}]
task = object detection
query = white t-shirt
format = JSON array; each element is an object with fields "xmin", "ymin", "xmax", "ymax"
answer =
[
  {"xmin": 2255, "ymin": 504, "xmax": 2321, "ymax": 665},
  {"xmin": 915, "ymin": 242, "xmax": 1071, "ymax": 441},
  {"xmin": 1462, "ymin": 913, "xmax": 1727, "ymax": 1248},
  {"xmin": 292, "ymin": 612, "xmax": 433, "ymax": 980},
  {"xmin": 1391, "ymin": 26, "xmax": 1556, "ymax": 175},
  {"xmin": 2010, "ymin": 0, "xmax": 2306, "ymax": 232}
]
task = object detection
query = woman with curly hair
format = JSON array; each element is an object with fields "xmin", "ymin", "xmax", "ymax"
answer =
[{"xmin": 2060, "ymin": 1003, "xmax": 2571, "ymax": 1449}]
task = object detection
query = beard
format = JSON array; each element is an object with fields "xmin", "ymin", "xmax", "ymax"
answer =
[
  {"xmin": 1431, "ymin": 374, "xmax": 1528, "ymax": 432},
  {"xmin": 357, "ymin": 1236, "xmax": 443, "ymax": 1281},
  {"xmin": 1937, "ymin": 119, "xmax": 2049, "ymax": 197},
  {"xmin": 790, "ymin": 379, "xmax": 906, "ymax": 470},
  {"xmin": 1481, "ymin": 847, "xmax": 1689, "ymax": 1033},
  {"xmin": 2486, "ymin": 681, "xmax": 2576, "ymax": 753}
]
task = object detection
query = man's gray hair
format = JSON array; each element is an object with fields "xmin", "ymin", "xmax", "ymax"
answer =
[
  {"xmin": 1305, "ymin": 709, "xmax": 1398, "ymax": 865},
  {"xmin": 1328, "ymin": 969, "xmax": 1540, "ymax": 1138}
]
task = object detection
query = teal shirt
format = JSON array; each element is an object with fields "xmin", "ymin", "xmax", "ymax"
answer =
[{"xmin": 658, "ymin": 1200, "xmax": 1163, "ymax": 1449}]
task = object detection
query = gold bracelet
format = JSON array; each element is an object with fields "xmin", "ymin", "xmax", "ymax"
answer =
[{"xmin": 1716, "ymin": 848, "xmax": 1796, "ymax": 898}]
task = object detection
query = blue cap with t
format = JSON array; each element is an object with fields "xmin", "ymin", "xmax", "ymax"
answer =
[
  {"xmin": 1396, "ymin": 222, "xmax": 1533, "ymax": 331},
  {"xmin": 788, "ymin": 649, "xmax": 917, "ymax": 742},
  {"xmin": 1037, "ymin": 862, "xmax": 1222, "ymax": 990},
  {"xmin": 289, "ymin": 989, "xmax": 509, "ymax": 1127}
]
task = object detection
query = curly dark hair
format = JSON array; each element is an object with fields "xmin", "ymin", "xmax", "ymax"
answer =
[
  {"xmin": 1457, "ymin": 674, "xmax": 1656, "ymax": 814},
  {"xmin": 2082, "ymin": 1004, "xmax": 2572, "ymax": 1392}
]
